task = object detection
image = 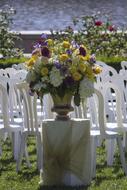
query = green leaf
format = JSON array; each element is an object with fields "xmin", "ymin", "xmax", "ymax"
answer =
[{"xmin": 74, "ymin": 93, "xmax": 80, "ymax": 106}]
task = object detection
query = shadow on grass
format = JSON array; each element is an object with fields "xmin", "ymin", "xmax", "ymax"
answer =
[{"xmin": 38, "ymin": 185, "xmax": 89, "ymax": 190}]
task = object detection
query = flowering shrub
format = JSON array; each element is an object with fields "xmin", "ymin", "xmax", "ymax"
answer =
[
  {"xmin": 72, "ymin": 12, "xmax": 127, "ymax": 58},
  {"xmin": 0, "ymin": 5, "xmax": 22, "ymax": 58},
  {"xmin": 26, "ymin": 34, "xmax": 102, "ymax": 106}
]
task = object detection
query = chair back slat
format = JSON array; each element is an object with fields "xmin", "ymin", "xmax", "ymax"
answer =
[
  {"xmin": 0, "ymin": 84, "xmax": 9, "ymax": 128},
  {"xmin": 16, "ymin": 82, "xmax": 40, "ymax": 132}
]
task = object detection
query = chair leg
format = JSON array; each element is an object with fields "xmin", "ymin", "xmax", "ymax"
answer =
[
  {"xmin": 0, "ymin": 145, "xmax": 2, "ymax": 156},
  {"xmin": 36, "ymin": 134, "xmax": 43, "ymax": 171},
  {"xmin": 16, "ymin": 133, "xmax": 28, "ymax": 172},
  {"xmin": 13, "ymin": 131, "xmax": 21, "ymax": 161},
  {"xmin": 90, "ymin": 136, "xmax": 98, "ymax": 179},
  {"xmin": 106, "ymin": 139, "xmax": 116, "ymax": 166},
  {"xmin": 117, "ymin": 136, "xmax": 127, "ymax": 175},
  {"xmin": 123, "ymin": 132, "xmax": 127, "ymax": 152},
  {"xmin": 24, "ymin": 144, "xmax": 31, "ymax": 168}
]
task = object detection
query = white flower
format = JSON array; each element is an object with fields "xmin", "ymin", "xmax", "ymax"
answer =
[
  {"xmin": 49, "ymin": 67, "xmax": 63, "ymax": 87},
  {"xmin": 79, "ymin": 77, "xmax": 94, "ymax": 99},
  {"xmin": 41, "ymin": 76, "xmax": 49, "ymax": 83},
  {"xmin": 34, "ymin": 81, "xmax": 47, "ymax": 91}
]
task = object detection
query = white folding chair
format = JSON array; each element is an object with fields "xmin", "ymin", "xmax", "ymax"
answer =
[
  {"xmin": 90, "ymin": 88, "xmax": 127, "ymax": 178},
  {"xmin": 12, "ymin": 63, "xmax": 26, "ymax": 70},
  {"xmin": 0, "ymin": 83, "xmax": 24, "ymax": 161},
  {"xmin": 73, "ymin": 87, "xmax": 127, "ymax": 178},
  {"xmin": 16, "ymin": 82, "xmax": 43, "ymax": 172}
]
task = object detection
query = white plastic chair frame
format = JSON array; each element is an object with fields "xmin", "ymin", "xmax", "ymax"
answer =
[
  {"xmin": 0, "ymin": 83, "xmax": 26, "ymax": 162},
  {"xmin": 89, "ymin": 88, "xmax": 127, "ymax": 177},
  {"xmin": 16, "ymin": 82, "xmax": 43, "ymax": 171}
]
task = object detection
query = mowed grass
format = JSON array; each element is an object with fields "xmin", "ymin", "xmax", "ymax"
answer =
[{"xmin": 0, "ymin": 137, "xmax": 127, "ymax": 190}]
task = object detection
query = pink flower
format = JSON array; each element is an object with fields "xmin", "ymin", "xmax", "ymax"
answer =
[
  {"xmin": 95, "ymin": 21, "xmax": 103, "ymax": 26},
  {"xmin": 108, "ymin": 25, "xmax": 116, "ymax": 32}
]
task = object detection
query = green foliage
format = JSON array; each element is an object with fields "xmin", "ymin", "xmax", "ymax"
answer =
[
  {"xmin": 74, "ymin": 92, "xmax": 81, "ymax": 106},
  {"xmin": 0, "ymin": 5, "xmax": 22, "ymax": 58}
]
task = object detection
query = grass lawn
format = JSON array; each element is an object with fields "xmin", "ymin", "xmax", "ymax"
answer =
[{"xmin": 0, "ymin": 137, "xmax": 127, "ymax": 190}]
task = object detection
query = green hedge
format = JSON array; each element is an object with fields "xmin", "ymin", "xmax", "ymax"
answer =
[
  {"xmin": 0, "ymin": 56, "xmax": 28, "ymax": 69},
  {"xmin": 0, "ymin": 56, "xmax": 127, "ymax": 71},
  {"xmin": 97, "ymin": 56, "xmax": 127, "ymax": 71}
]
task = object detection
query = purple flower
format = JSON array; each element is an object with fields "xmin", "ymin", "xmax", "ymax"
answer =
[
  {"xmin": 67, "ymin": 58, "xmax": 72, "ymax": 63},
  {"xmin": 60, "ymin": 66, "xmax": 68, "ymax": 76},
  {"xmin": 33, "ymin": 43, "xmax": 41, "ymax": 49},
  {"xmin": 71, "ymin": 41, "xmax": 80, "ymax": 48},
  {"xmin": 41, "ymin": 46, "xmax": 50, "ymax": 58},
  {"xmin": 66, "ymin": 49, "xmax": 72, "ymax": 55},
  {"xmin": 32, "ymin": 48, "xmax": 40, "ymax": 56},
  {"xmin": 33, "ymin": 40, "xmax": 47, "ymax": 49},
  {"xmin": 54, "ymin": 61, "xmax": 61, "ymax": 69},
  {"xmin": 38, "ymin": 40, "xmax": 47, "ymax": 46},
  {"xmin": 41, "ymin": 33, "xmax": 47, "ymax": 39},
  {"xmin": 79, "ymin": 46, "xmax": 86, "ymax": 56},
  {"xmin": 90, "ymin": 54, "xmax": 96, "ymax": 64},
  {"xmin": 64, "ymin": 76, "xmax": 75, "ymax": 86}
]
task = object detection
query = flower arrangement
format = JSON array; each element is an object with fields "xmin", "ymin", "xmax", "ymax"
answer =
[{"xmin": 26, "ymin": 34, "xmax": 102, "ymax": 106}]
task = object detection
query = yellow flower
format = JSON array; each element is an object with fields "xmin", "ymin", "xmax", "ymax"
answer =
[
  {"xmin": 78, "ymin": 63, "xmax": 87, "ymax": 72},
  {"xmin": 85, "ymin": 66, "xmax": 95, "ymax": 80},
  {"xmin": 41, "ymin": 67, "xmax": 49, "ymax": 76},
  {"xmin": 87, "ymin": 74, "xmax": 95, "ymax": 81},
  {"xmin": 86, "ymin": 65, "xmax": 93, "ymax": 74},
  {"xmin": 26, "ymin": 58, "xmax": 35, "ymax": 67},
  {"xmin": 85, "ymin": 54, "xmax": 91, "ymax": 61},
  {"xmin": 70, "ymin": 66, "xmax": 77, "ymax": 73},
  {"xmin": 93, "ymin": 65, "xmax": 102, "ymax": 74},
  {"xmin": 62, "ymin": 41, "xmax": 70, "ymax": 48},
  {"xmin": 47, "ymin": 39, "xmax": 54, "ymax": 46},
  {"xmin": 78, "ymin": 55, "xmax": 86, "ymax": 61},
  {"xmin": 72, "ymin": 72, "xmax": 82, "ymax": 81},
  {"xmin": 32, "ymin": 55, "xmax": 39, "ymax": 61},
  {"xmin": 60, "ymin": 54, "xmax": 69, "ymax": 61},
  {"xmin": 78, "ymin": 54, "xmax": 90, "ymax": 61},
  {"xmin": 73, "ymin": 49, "xmax": 79, "ymax": 55}
]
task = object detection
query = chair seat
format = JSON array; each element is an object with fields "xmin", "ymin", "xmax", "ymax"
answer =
[
  {"xmin": 11, "ymin": 117, "xmax": 23, "ymax": 124},
  {"xmin": 106, "ymin": 122, "xmax": 127, "ymax": 133},
  {"xmin": 121, "ymin": 123, "xmax": 127, "ymax": 131},
  {"xmin": 0, "ymin": 123, "xmax": 4, "ymax": 129},
  {"xmin": 9, "ymin": 124, "xmax": 22, "ymax": 132},
  {"xmin": 22, "ymin": 127, "xmax": 42, "ymax": 135},
  {"xmin": 105, "ymin": 130, "xmax": 119, "ymax": 139},
  {"xmin": 90, "ymin": 129, "xmax": 100, "ymax": 136},
  {"xmin": 106, "ymin": 122, "xmax": 119, "ymax": 131}
]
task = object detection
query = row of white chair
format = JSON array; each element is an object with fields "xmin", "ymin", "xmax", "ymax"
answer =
[
  {"xmin": 0, "ymin": 68, "xmax": 28, "ymax": 162},
  {"xmin": 1, "ymin": 62, "xmax": 127, "ymax": 178}
]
